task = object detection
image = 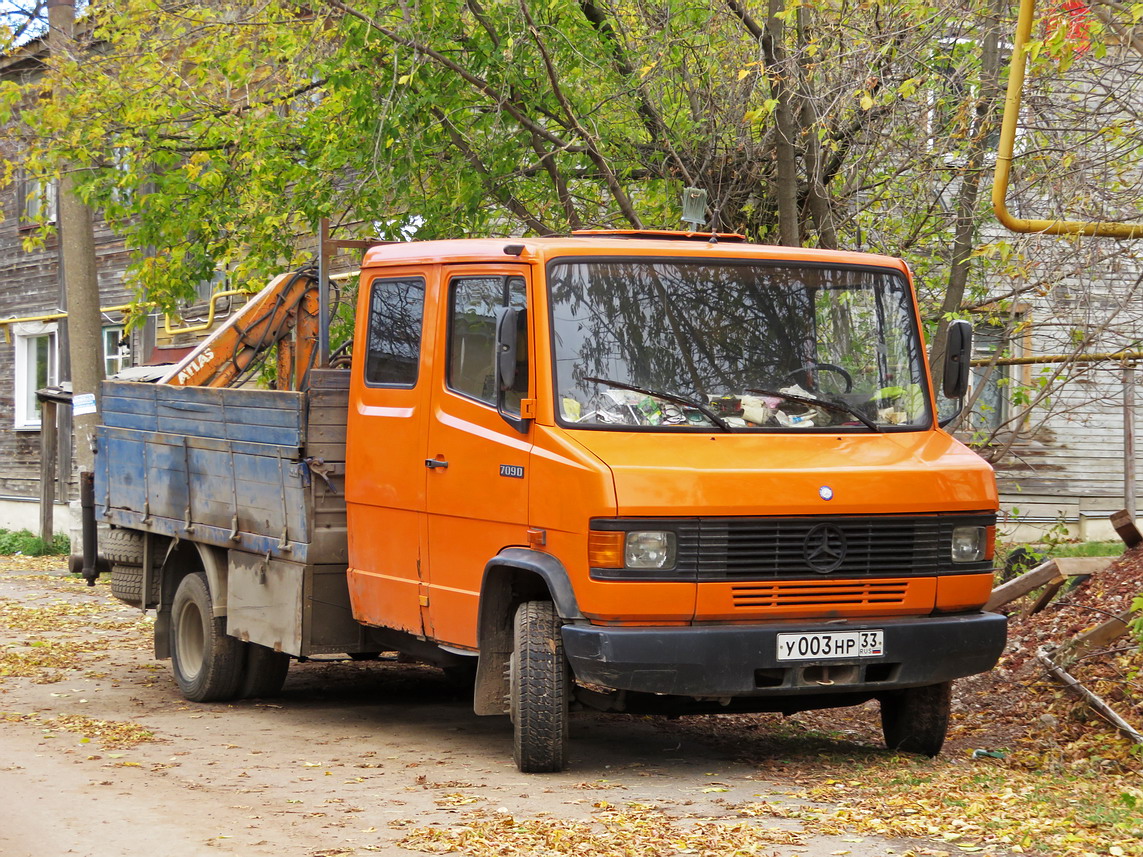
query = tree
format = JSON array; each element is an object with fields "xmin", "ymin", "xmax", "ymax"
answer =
[{"xmin": 7, "ymin": 0, "xmax": 1140, "ymax": 458}]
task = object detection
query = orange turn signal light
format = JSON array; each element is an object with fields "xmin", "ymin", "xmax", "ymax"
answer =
[{"xmin": 588, "ymin": 531, "xmax": 624, "ymax": 568}]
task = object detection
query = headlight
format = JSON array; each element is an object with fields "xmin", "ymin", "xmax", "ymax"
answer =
[
  {"xmin": 624, "ymin": 531, "xmax": 676, "ymax": 569},
  {"xmin": 951, "ymin": 526, "xmax": 986, "ymax": 562}
]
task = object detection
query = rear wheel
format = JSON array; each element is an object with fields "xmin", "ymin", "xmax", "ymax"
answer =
[
  {"xmin": 240, "ymin": 643, "xmax": 290, "ymax": 699},
  {"xmin": 880, "ymin": 681, "xmax": 952, "ymax": 757},
  {"xmin": 509, "ymin": 600, "xmax": 570, "ymax": 773},
  {"xmin": 170, "ymin": 572, "xmax": 245, "ymax": 702}
]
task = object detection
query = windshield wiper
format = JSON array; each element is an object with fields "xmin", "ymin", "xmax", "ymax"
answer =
[
  {"xmin": 746, "ymin": 388, "xmax": 882, "ymax": 433},
  {"xmin": 584, "ymin": 377, "xmax": 733, "ymax": 432}
]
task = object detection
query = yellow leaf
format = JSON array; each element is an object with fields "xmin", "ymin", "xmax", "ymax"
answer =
[{"xmin": 860, "ymin": 94, "xmax": 874, "ymax": 110}]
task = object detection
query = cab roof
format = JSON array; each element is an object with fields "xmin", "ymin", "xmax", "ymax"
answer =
[{"xmin": 359, "ymin": 231, "xmax": 909, "ymax": 272}]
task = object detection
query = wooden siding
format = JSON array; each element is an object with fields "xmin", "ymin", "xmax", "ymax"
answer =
[{"xmin": 0, "ymin": 171, "xmax": 134, "ymax": 504}]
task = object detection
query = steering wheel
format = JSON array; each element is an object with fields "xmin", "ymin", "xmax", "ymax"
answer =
[{"xmin": 782, "ymin": 362, "xmax": 853, "ymax": 394}]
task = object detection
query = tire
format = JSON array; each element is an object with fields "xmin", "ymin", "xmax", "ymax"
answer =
[
  {"xmin": 110, "ymin": 564, "xmax": 142, "ymax": 605},
  {"xmin": 170, "ymin": 572, "xmax": 246, "ymax": 702},
  {"xmin": 101, "ymin": 528, "xmax": 145, "ymax": 566},
  {"xmin": 240, "ymin": 643, "xmax": 290, "ymax": 699},
  {"xmin": 510, "ymin": 600, "xmax": 570, "ymax": 773},
  {"xmin": 880, "ymin": 681, "xmax": 952, "ymax": 757}
]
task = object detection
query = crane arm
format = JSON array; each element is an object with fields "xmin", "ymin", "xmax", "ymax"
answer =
[{"xmin": 156, "ymin": 269, "xmax": 321, "ymax": 389}]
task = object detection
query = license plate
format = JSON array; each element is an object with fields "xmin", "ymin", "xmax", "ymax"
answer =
[{"xmin": 776, "ymin": 630, "xmax": 884, "ymax": 661}]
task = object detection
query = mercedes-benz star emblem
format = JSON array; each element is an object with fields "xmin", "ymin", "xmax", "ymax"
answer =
[{"xmin": 803, "ymin": 523, "xmax": 847, "ymax": 573}]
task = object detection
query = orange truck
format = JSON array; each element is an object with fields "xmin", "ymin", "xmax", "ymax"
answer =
[{"xmin": 94, "ymin": 231, "xmax": 1005, "ymax": 772}]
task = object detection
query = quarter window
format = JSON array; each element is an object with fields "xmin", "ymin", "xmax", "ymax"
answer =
[{"xmin": 364, "ymin": 277, "xmax": 425, "ymax": 387}]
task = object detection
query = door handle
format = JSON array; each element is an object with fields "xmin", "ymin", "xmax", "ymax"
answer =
[{"xmin": 425, "ymin": 458, "xmax": 449, "ymax": 469}]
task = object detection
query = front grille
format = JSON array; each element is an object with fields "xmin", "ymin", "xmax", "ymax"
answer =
[
  {"xmin": 697, "ymin": 516, "xmax": 942, "ymax": 579},
  {"xmin": 731, "ymin": 580, "xmax": 910, "ymax": 609},
  {"xmin": 589, "ymin": 513, "xmax": 995, "ymax": 581}
]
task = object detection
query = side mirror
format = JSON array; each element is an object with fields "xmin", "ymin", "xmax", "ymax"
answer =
[
  {"xmin": 494, "ymin": 306, "xmax": 529, "ymax": 434},
  {"xmin": 943, "ymin": 319, "xmax": 973, "ymax": 400},
  {"xmin": 495, "ymin": 306, "xmax": 518, "ymax": 391}
]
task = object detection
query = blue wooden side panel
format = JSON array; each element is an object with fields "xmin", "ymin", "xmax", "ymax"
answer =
[
  {"xmin": 95, "ymin": 380, "xmax": 313, "ymax": 562},
  {"xmin": 101, "ymin": 381, "xmax": 305, "ymax": 447}
]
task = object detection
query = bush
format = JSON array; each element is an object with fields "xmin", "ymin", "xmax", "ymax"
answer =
[{"xmin": 0, "ymin": 528, "xmax": 70, "ymax": 556}]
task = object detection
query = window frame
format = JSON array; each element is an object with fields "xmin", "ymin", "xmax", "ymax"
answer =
[
  {"xmin": 362, "ymin": 275, "xmax": 426, "ymax": 389},
  {"xmin": 444, "ymin": 273, "xmax": 528, "ymax": 412},
  {"xmin": 103, "ymin": 325, "xmax": 127, "ymax": 377},
  {"xmin": 16, "ymin": 168, "xmax": 58, "ymax": 229},
  {"xmin": 13, "ymin": 321, "xmax": 59, "ymax": 431}
]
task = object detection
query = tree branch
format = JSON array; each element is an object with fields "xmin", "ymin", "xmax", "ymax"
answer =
[
  {"xmin": 429, "ymin": 104, "xmax": 554, "ymax": 234},
  {"xmin": 518, "ymin": 0, "xmax": 643, "ymax": 227},
  {"xmin": 322, "ymin": 0, "xmax": 581, "ymax": 153}
]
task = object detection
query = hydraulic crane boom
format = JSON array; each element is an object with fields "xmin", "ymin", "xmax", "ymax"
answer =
[{"xmin": 156, "ymin": 269, "xmax": 320, "ymax": 389}]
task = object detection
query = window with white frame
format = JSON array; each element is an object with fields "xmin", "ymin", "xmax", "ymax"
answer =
[
  {"xmin": 13, "ymin": 321, "xmax": 59, "ymax": 430},
  {"xmin": 103, "ymin": 325, "xmax": 127, "ymax": 376}
]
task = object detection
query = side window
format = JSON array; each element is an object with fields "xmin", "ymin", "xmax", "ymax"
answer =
[
  {"xmin": 447, "ymin": 275, "xmax": 527, "ymax": 410},
  {"xmin": 365, "ymin": 277, "xmax": 425, "ymax": 387}
]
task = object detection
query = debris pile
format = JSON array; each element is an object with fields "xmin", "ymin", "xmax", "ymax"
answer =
[{"xmin": 955, "ymin": 520, "xmax": 1143, "ymax": 766}]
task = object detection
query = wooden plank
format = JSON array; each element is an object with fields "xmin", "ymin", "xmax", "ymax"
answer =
[
  {"xmin": 1111, "ymin": 510, "xmax": 1143, "ymax": 547},
  {"xmin": 102, "ymin": 380, "xmax": 159, "ymax": 400},
  {"xmin": 984, "ymin": 559, "xmax": 1062, "ymax": 611},
  {"xmin": 102, "ymin": 393, "xmax": 159, "ymax": 417},
  {"xmin": 308, "ymin": 368, "xmax": 350, "ymax": 390},
  {"xmin": 304, "ymin": 442, "xmax": 346, "ymax": 461},
  {"xmin": 1027, "ymin": 579, "xmax": 1064, "ymax": 615},
  {"xmin": 103, "ymin": 410, "xmax": 161, "ymax": 431},
  {"xmin": 1054, "ymin": 557, "xmax": 1116, "ymax": 576},
  {"xmin": 1069, "ymin": 610, "xmax": 1136, "ymax": 659},
  {"xmin": 1038, "ymin": 648, "xmax": 1143, "ymax": 745},
  {"xmin": 306, "ymin": 404, "xmax": 350, "ymax": 427},
  {"xmin": 153, "ymin": 382, "xmax": 303, "ymax": 412},
  {"xmin": 101, "ymin": 424, "xmax": 299, "ymax": 459},
  {"xmin": 306, "ymin": 423, "xmax": 346, "ymax": 444}
]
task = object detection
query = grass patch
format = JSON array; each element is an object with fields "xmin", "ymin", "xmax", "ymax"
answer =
[
  {"xmin": 0, "ymin": 528, "xmax": 69, "ymax": 556},
  {"xmin": 1050, "ymin": 540, "xmax": 1124, "ymax": 558}
]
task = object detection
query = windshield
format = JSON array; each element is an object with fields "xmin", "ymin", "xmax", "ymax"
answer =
[{"xmin": 549, "ymin": 258, "xmax": 930, "ymax": 431}]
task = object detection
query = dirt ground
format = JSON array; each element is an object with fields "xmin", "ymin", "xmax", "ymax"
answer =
[{"xmin": 3, "ymin": 557, "xmax": 1137, "ymax": 857}]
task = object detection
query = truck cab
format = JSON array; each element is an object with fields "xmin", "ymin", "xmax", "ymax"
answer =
[{"xmin": 344, "ymin": 231, "xmax": 1005, "ymax": 771}]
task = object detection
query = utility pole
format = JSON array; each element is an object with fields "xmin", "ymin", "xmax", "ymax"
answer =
[
  {"xmin": 47, "ymin": 0, "xmax": 103, "ymax": 475},
  {"xmin": 48, "ymin": 0, "xmax": 103, "ymax": 577}
]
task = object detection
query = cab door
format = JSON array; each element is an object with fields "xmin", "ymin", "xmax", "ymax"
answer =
[
  {"xmin": 423, "ymin": 267, "xmax": 533, "ymax": 647},
  {"xmin": 345, "ymin": 268, "xmax": 436, "ymax": 636}
]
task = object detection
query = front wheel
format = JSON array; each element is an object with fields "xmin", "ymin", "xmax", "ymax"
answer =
[
  {"xmin": 509, "ymin": 601, "xmax": 570, "ymax": 773},
  {"xmin": 170, "ymin": 572, "xmax": 246, "ymax": 702},
  {"xmin": 879, "ymin": 681, "xmax": 952, "ymax": 757}
]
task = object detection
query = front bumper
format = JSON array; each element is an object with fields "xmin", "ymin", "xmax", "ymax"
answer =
[{"xmin": 562, "ymin": 612, "xmax": 1006, "ymax": 698}]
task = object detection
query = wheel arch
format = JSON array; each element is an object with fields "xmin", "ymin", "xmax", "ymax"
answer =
[
  {"xmin": 154, "ymin": 539, "xmax": 229, "ymax": 660},
  {"xmin": 472, "ymin": 548, "xmax": 583, "ymax": 716}
]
